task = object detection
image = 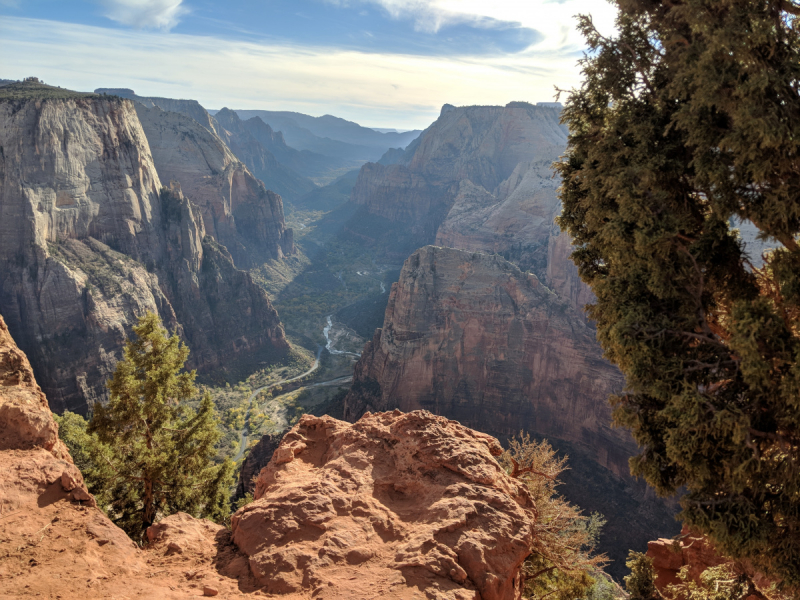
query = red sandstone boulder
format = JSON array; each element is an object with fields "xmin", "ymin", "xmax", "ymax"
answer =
[{"xmin": 232, "ymin": 410, "xmax": 537, "ymax": 600}]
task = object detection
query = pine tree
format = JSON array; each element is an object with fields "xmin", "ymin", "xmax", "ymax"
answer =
[
  {"xmin": 556, "ymin": 0, "xmax": 800, "ymax": 588},
  {"xmin": 89, "ymin": 312, "xmax": 234, "ymax": 540}
]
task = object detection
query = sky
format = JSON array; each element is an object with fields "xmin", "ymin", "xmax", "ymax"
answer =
[{"xmin": 0, "ymin": 0, "xmax": 618, "ymax": 130}]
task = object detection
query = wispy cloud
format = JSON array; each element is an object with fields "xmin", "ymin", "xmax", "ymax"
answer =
[
  {"xmin": 0, "ymin": 16, "xmax": 585, "ymax": 129},
  {"xmin": 324, "ymin": 0, "xmax": 616, "ymax": 50},
  {"xmin": 98, "ymin": 0, "xmax": 186, "ymax": 30}
]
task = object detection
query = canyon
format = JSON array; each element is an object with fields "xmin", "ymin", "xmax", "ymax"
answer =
[{"xmin": 0, "ymin": 84, "xmax": 289, "ymax": 414}]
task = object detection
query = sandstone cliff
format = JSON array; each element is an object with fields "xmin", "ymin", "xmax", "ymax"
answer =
[
  {"xmin": 348, "ymin": 102, "xmax": 594, "ymax": 311},
  {"xmin": 343, "ymin": 246, "xmax": 678, "ymax": 575},
  {"xmin": 135, "ymin": 103, "xmax": 295, "ymax": 268},
  {"xmin": 344, "ymin": 246, "xmax": 627, "ymax": 475},
  {"xmin": 1, "ymin": 318, "xmax": 538, "ymax": 599},
  {"xmin": 0, "ymin": 94, "xmax": 288, "ymax": 414}
]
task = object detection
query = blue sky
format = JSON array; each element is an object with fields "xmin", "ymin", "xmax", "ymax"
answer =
[{"xmin": 0, "ymin": 0, "xmax": 617, "ymax": 129}]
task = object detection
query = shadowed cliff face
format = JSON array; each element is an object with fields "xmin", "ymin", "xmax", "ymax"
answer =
[
  {"xmin": 212, "ymin": 108, "xmax": 318, "ymax": 203},
  {"xmin": 0, "ymin": 96, "xmax": 288, "ymax": 414},
  {"xmin": 134, "ymin": 104, "xmax": 295, "ymax": 269}
]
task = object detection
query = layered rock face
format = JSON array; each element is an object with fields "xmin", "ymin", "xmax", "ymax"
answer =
[
  {"xmin": 232, "ymin": 411, "xmax": 536, "ymax": 599},
  {"xmin": 343, "ymin": 246, "xmax": 678, "ymax": 574},
  {"xmin": 135, "ymin": 103, "xmax": 295, "ymax": 268},
  {"xmin": 0, "ymin": 96, "xmax": 288, "ymax": 414},
  {"xmin": 351, "ymin": 104, "xmax": 563, "ymax": 253},
  {"xmin": 349, "ymin": 102, "xmax": 594, "ymax": 312},
  {"xmin": 343, "ymin": 246, "xmax": 628, "ymax": 477}
]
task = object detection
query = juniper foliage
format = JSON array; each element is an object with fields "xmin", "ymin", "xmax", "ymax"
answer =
[
  {"xmin": 89, "ymin": 312, "xmax": 234, "ymax": 540},
  {"xmin": 557, "ymin": 0, "xmax": 800, "ymax": 587}
]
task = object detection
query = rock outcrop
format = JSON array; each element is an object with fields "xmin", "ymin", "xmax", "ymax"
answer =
[
  {"xmin": 135, "ymin": 103, "xmax": 295, "ymax": 267},
  {"xmin": 647, "ymin": 526, "xmax": 773, "ymax": 599},
  {"xmin": 2, "ymin": 319, "xmax": 542, "ymax": 599},
  {"xmin": 0, "ymin": 93, "xmax": 288, "ymax": 414},
  {"xmin": 232, "ymin": 410, "xmax": 536, "ymax": 599},
  {"xmin": 343, "ymin": 246, "xmax": 678, "ymax": 575},
  {"xmin": 0, "ymin": 313, "xmax": 260, "ymax": 599}
]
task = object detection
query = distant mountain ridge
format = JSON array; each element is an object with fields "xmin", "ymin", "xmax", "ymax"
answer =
[
  {"xmin": 233, "ymin": 109, "xmax": 420, "ymax": 165},
  {"xmin": 234, "ymin": 110, "xmax": 421, "ymax": 150}
]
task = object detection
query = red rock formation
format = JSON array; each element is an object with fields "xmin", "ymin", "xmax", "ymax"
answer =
[
  {"xmin": 232, "ymin": 410, "xmax": 536, "ymax": 599},
  {"xmin": 0, "ymin": 313, "xmax": 259, "ymax": 599},
  {"xmin": 647, "ymin": 526, "xmax": 774, "ymax": 599}
]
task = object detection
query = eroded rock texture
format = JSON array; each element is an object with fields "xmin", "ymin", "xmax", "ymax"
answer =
[
  {"xmin": 135, "ymin": 103, "xmax": 295, "ymax": 268},
  {"xmin": 0, "ymin": 96, "xmax": 288, "ymax": 414},
  {"xmin": 232, "ymin": 411, "xmax": 536, "ymax": 600},
  {"xmin": 343, "ymin": 246, "xmax": 627, "ymax": 477}
]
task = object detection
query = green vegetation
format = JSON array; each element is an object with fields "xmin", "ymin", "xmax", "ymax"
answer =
[
  {"xmin": 501, "ymin": 434, "xmax": 618, "ymax": 600},
  {"xmin": 624, "ymin": 553, "xmax": 660, "ymax": 600},
  {"xmin": 0, "ymin": 80, "xmax": 100, "ymax": 101},
  {"xmin": 85, "ymin": 313, "xmax": 234, "ymax": 540},
  {"xmin": 558, "ymin": 0, "xmax": 800, "ymax": 588},
  {"xmin": 623, "ymin": 552, "xmax": 790, "ymax": 600}
]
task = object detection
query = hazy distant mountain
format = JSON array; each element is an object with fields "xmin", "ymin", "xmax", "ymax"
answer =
[
  {"xmin": 233, "ymin": 110, "xmax": 420, "ymax": 163},
  {"xmin": 217, "ymin": 109, "xmax": 355, "ymax": 183},
  {"xmin": 236, "ymin": 110, "xmax": 421, "ymax": 149},
  {"xmin": 0, "ymin": 79, "xmax": 16, "ymax": 87}
]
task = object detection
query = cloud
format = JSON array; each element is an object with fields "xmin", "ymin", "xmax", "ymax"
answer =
[
  {"xmin": 325, "ymin": 0, "xmax": 617, "ymax": 50},
  {"xmin": 0, "ymin": 16, "xmax": 585, "ymax": 129},
  {"xmin": 99, "ymin": 0, "xmax": 186, "ymax": 30}
]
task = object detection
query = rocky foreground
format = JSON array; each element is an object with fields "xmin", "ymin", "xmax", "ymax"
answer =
[{"xmin": 0, "ymin": 314, "xmax": 537, "ymax": 599}]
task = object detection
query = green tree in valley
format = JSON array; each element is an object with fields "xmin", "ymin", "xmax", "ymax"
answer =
[
  {"xmin": 556, "ymin": 0, "xmax": 800, "ymax": 588},
  {"xmin": 89, "ymin": 312, "xmax": 234, "ymax": 540}
]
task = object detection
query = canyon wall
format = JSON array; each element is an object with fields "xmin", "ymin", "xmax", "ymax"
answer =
[
  {"xmin": 343, "ymin": 246, "xmax": 677, "ymax": 575},
  {"xmin": 343, "ymin": 246, "xmax": 627, "ymax": 476},
  {"xmin": 135, "ymin": 104, "xmax": 295, "ymax": 268},
  {"xmin": 213, "ymin": 108, "xmax": 317, "ymax": 201},
  {"xmin": 348, "ymin": 102, "xmax": 593, "ymax": 311},
  {"xmin": 0, "ymin": 94, "xmax": 288, "ymax": 414}
]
